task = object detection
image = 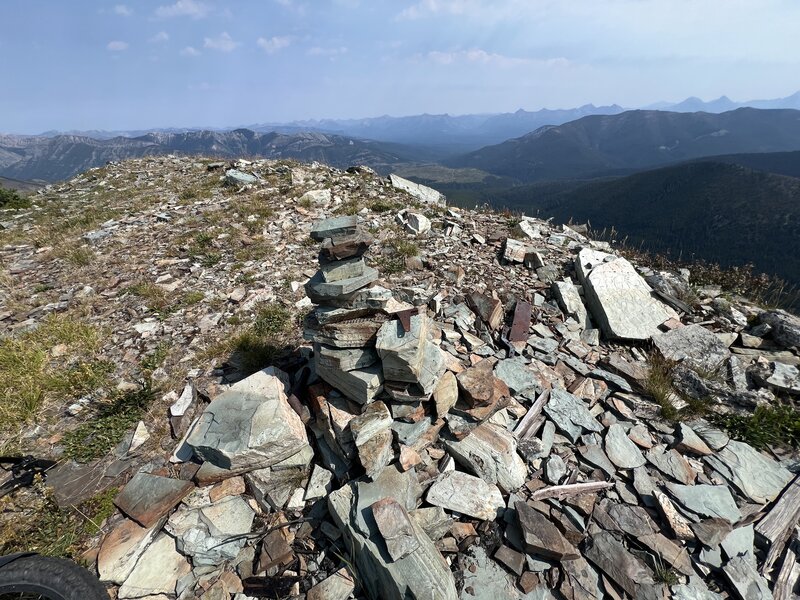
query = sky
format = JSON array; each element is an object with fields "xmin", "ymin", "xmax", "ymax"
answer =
[{"xmin": 2, "ymin": 0, "xmax": 800, "ymax": 133}]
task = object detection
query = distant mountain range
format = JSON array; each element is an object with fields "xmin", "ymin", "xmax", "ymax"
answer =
[
  {"xmin": 454, "ymin": 156, "xmax": 800, "ymax": 287},
  {"xmin": 18, "ymin": 89, "xmax": 800, "ymax": 151},
  {"xmin": 445, "ymin": 108, "xmax": 800, "ymax": 182},
  {"xmin": 0, "ymin": 130, "xmax": 410, "ymax": 183}
]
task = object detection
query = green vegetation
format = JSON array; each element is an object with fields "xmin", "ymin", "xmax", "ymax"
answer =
[
  {"xmin": 375, "ymin": 238, "xmax": 420, "ymax": 275},
  {"xmin": 64, "ymin": 246, "xmax": 95, "ymax": 267},
  {"xmin": 644, "ymin": 352, "xmax": 800, "ymax": 448},
  {"xmin": 0, "ymin": 187, "xmax": 32, "ymax": 210},
  {"xmin": 0, "ymin": 315, "xmax": 112, "ymax": 433},
  {"xmin": 711, "ymin": 405, "xmax": 800, "ymax": 450},
  {"xmin": 643, "ymin": 354, "xmax": 679, "ymax": 421},
  {"xmin": 201, "ymin": 302, "xmax": 296, "ymax": 374},
  {"xmin": 126, "ymin": 281, "xmax": 170, "ymax": 314},
  {"xmin": 0, "ymin": 486, "xmax": 118, "ymax": 558},
  {"xmin": 62, "ymin": 384, "xmax": 155, "ymax": 462}
]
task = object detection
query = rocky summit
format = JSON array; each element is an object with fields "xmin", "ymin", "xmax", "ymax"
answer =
[{"xmin": 2, "ymin": 155, "xmax": 800, "ymax": 600}]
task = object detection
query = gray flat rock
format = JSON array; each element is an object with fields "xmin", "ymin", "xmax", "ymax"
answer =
[
  {"xmin": 310, "ymin": 215, "xmax": 358, "ymax": 241},
  {"xmin": 666, "ymin": 483, "xmax": 742, "ymax": 523},
  {"xmin": 646, "ymin": 445, "xmax": 695, "ymax": 485},
  {"xmin": 328, "ymin": 468, "xmax": 457, "ymax": 600},
  {"xmin": 376, "ymin": 314, "xmax": 444, "ymax": 395},
  {"xmin": 516, "ymin": 500, "xmax": 580, "ymax": 561},
  {"xmin": 652, "ymin": 324, "xmax": 731, "ymax": 372},
  {"xmin": 321, "ymin": 257, "xmax": 366, "ymax": 283},
  {"xmin": 316, "ymin": 361, "xmax": 384, "ymax": 405},
  {"xmin": 426, "ymin": 471, "xmax": 505, "ymax": 521},
  {"xmin": 576, "ymin": 249, "xmax": 676, "ymax": 340},
  {"xmin": 552, "ymin": 279, "xmax": 590, "ymax": 329},
  {"xmin": 543, "ymin": 388, "xmax": 602, "ymax": 443},
  {"xmin": 117, "ymin": 533, "xmax": 191, "ymax": 599},
  {"xmin": 316, "ymin": 344, "xmax": 379, "ymax": 372},
  {"xmin": 305, "ymin": 267, "xmax": 379, "ymax": 303},
  {"xmin": 114, "ymin": 471, "xmax": 193, "ymax": 528},
  {"xmin": 187, "ymin": 378, "xmax": 311, "ymax": 472},
  {"xmin": 604, "ymin": 423, "xmax": 646, "ymax": 469},
  {"xmin": 445, "ymin": 422, "xmax": 528, "ymax": 492},
  {"xmin": 722, "ymin": 554, "xmax": 774, "ymax": 600},
  {"xmin": 584, "ymin": 531, "xmax": 654, "ymax": 597},
  {"xmin": 705, "ymin": 440, "xmax": 793, "ymax": 503},
  {"xmin": 389, "ymin": 173, "xmax": 446, "ymax": 205},
  {"xmin": 494, "ymin": 357, "xmax": 539, "ymax": 395}
]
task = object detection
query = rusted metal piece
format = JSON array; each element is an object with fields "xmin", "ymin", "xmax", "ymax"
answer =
[
  {"xmin": 509, "ymin": 301, "xmax": 532, "ymax": 343},
  {"xmin": 396, "ymin": 308, "xmax": 416, "ymax": 333}
]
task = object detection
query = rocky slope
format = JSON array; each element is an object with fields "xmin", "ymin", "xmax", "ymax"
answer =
[
  {"xmin": 1, "ymin": 157, "xmax": 799, "ymax": 599},
  {"xmin": 0, "ymin": 130, "xmax": 409, "ymax": 183}
]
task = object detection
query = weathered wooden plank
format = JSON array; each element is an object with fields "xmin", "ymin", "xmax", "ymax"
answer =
[
  {"xmin": 772, "ymin": 532, "xmax": 799, "ymax": 600},
  {"xmin": 530, "ymin": 481, "xmax": 614, "ymax": 501},
  {"xmin": 513, "ymin": 390, "xmax": 549, "ymax": 439},
  {"xmin": 757, "ymin": 473, "xmax": 800, "ymax": 574}
]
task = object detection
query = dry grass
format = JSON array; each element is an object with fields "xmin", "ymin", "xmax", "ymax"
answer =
[{"xmin": 0, "ymin": 315, "xmax": 112, "ymax": 434}]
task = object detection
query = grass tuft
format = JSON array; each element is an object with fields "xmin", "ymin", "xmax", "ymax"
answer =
[
  {"xmin": 0, "ymin": 315, "xmax": 111, "ymax": 433},
  {"xmin": 0, "ymin": 486, "xmax": 118, "ymax": 559},
  {"xmin": 62, "ymin": 384, "xmax": 155, "ymax": 462},
  {"xmin": 711, "ymin": 404, "xmax": 800, "ymax": 450}
]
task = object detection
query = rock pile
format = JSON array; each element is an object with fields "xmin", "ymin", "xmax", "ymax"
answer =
[{"xmin": 3, "ymin": 156, "xmax": 800, "ymax": 600}]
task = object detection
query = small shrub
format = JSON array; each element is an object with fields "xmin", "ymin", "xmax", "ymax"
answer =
[
  {"xmin": 643, "ymin": 353, "xmax": 678, "ymax": 421},
  {"xmin": 180, "ymin": 291, "xmax": 205, "ymax": 306},
  {"xmin": 711, "ymin": 405, "xmax": 800, "ymax": 449},
  {"xmin": 0, "ymin": 187, "xmax": 32, "ymax": 210},
  {"xmin": 126, "ymin": 281, "xmax": 169, "ymax": 313},
  {"xmin": 65, "ymin": 246, "xmax": 94, "ymax": 267}
]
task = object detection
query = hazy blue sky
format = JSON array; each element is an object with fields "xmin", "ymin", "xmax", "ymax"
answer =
[{"xmin": 2, "ymin": 0, "xmax": 799, "ymax": 132}]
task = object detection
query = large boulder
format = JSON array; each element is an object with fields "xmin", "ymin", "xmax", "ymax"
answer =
[
  {"xmin": 575, "ymin": 249, "xmax": 676, "ymax": 340},
  {"xmin": 389, "ymin": 173, "xmax": 446, "ymax": 206},
  {"xmin": 187, "ymin": 370, "xmax": 311, "ymax": 473}
]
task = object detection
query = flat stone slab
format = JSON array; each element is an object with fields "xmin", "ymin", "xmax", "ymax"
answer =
[
  {"xmin": 652, "ymin": 324, "xmax": 731, "ymax": 372},
  {"xmin": 426, "ymin": 471, "xmax": 505, "ymax": 520},
  {"xmin": 445, "ymin": 422, "xmax": 528, "ymax": 492},
  {"xmin": 114, "ymin": 472, "xmax": 193, "ymax": 528},
  {"xmin": 310, "ymin": 215, "xmax": 358, "ymax": 241},
  {"xmin": 97, "ymin": 516, "xmax": 165, "ymax": 584},
  {"xmin": 516, "ymin": 500, "xmax": 580, "ymax": 561},
  {"xmin": 722, "ymin": 555, "xmax": 774, "ymax": 600},
  {"xmin": 320, "ymin": 230, "xmax": 374, "ymax": 261},
  {"xmin": 543, "ymin": 388, "xmax": 602, "ymax": 443},
  {"xmin": 576, "ymin": 249, "xmax": 676, "ymax": 340},
  {"xmin": 321, "ymin": 257, "xmax": 367, "ymax": 283},
  {"xmin": 376, "ymin": 314, "xmax": 444, "ymax": 395},
  {"xmin": 316, "ymin": 344, "xmax": 379, "ymax": 372},
  {"xmin": 494, "ymin": 357, "xmax": 538, "ymax": 396},
  {"xmin": 646, "ymin": 445, "xmax": 695, "ymax": 485},
  {"xmin": 117, "ymin": 533, "xmax": 191, "ymax": 599},
  {"xmin": 389, "ymin": 173, "xmax": 446, "ymax": 205},
  {"xmin": 552, "ymin": 279, "xmax": 590, "ymax": 329},
  {"xmin": 307, "ymin": 568, "xmax": 356, "ymax": 600},
  {"xmin": 584, "ymin": 531, "xmax": 655, "ymax": 597},
  {"xmin": 705, "ymin": 440, "xmax": 793, "ymax": 503},
  {"xmin": 187, "ymin": 373, "xmax": 310, "ymax": 472},
  {"xmin": 316, "ymin": 361, "xmax": 384, "ymax": 405},
  {"xmin": 305, "ymin": 266, "xmax": 379, "ymax": 303},
  {"xmin": 328, "ymin": 469, "xmax": 457, "ymax": 600},
  {"xmin": 666, "ymin": 483, "xmax": 742, "ymax": 523},
  {"xmin": 371, "ymin": 497, "xmax": 420, "ymax": 561},
  {"xmin": 604, "ymin": 423, "xmax": 646, "ymax": 469}
]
